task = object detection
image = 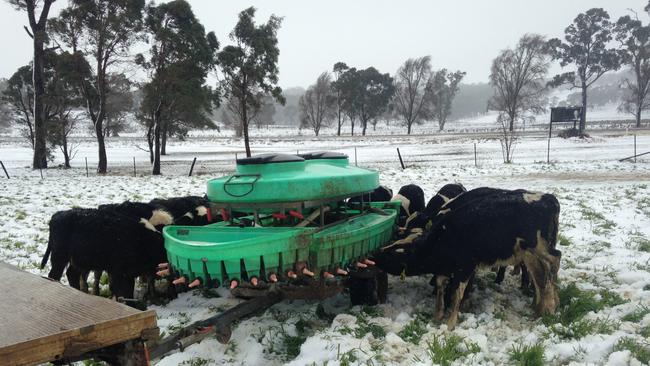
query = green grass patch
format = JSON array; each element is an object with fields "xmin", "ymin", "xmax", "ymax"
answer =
[
  {"xmin": 614, "ymin": 337, "xmax": 650, "ymax": 364},
  {"xmin": 640, "ymin": 325, "xmax": 650, "ymax": 338},
  {"xmin": 508, "ymin": 341, "xmax": 545, "ymax": 366},
  {"xmin": 542, "ymin": 283, "xmax": 626, "ymax": 339},
  {"xmin": 398, "ymin": 315, "xmax": 429, "ymax": 344},
  {"xmin": 340, "ymin": 310, "xmax": 386, "ymax": 339},
  {"xmin": 622, "ymin": 304, "xmax": 650, "ymax": 322},
  {"xmin": 558, "ymin": 233, "xmax": 572, "ymax": 247},
  {"xmin": 425, "ymin": 334, "xmax": 480, "ymax": 366},
  {"xmin": 179, "ymin": 358, "xmax": 213, "ymax": 366}
]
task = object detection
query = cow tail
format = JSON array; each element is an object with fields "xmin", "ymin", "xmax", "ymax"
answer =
[{"xmin": 40, "ymin": 230, "xmax": 52, "ymax": 269}]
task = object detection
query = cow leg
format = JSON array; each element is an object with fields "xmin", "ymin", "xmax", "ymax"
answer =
[
  {"xmin": 435, "ymin": 275, "xmax": 449, "ymax": 321},
  {"xmin": 93, "ymin": 271, "xmax": 102, "ymax": 295},
  {"xmin": 446, "ymin": 279, "xmax": 469, "ymax": 330},
  {"xmin": 495, "ymin": 266, "xmax": 506, "ymax": 284},
  {"xmin": 65, "ymin": 266, "xmax": 83, "ymax": 291},
  {"xmin": 110, "ymin": 274, "xmax": 136, "ymax": 300},
  {"xmin": 522, "ymin": 252, "xmax": 557, "ymax": 315},
  {"xmin": 47, "ymin": 257, "xmax": 68, "ymax": 281}
]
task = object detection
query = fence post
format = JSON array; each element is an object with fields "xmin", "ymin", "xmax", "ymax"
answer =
[
  {"xmin": 474, "ymin": 143, "xmax": 477, "ymax": 167},
  {"xmin": 133, "ymin": 157, "xmax": 137, "ymax": 177},
  {"xmin": 397, "ymin": 148, "xmax": 405, "ymax": 170},
  {"xmin": 354, "ymin": 147, "xmax": 358, "ymax": 167},
  {"xmin": 0, "ymin": 161, "xmax": 9, "ymax": 179},
  {"xmin": 188, "ymin": 157, "xmax": 197, "ymax": 177},
  {"xmin": 634, "ymin": 134, "xmax": 637, "ymax": 163},
  {"xmin": 85, "ymin": 157, "xmax": 89, "ymax": 177},
  {"xmin": 39, "ymin": 168, "xmax": 43, "ymax": 179},
  {"xmin": 547, "ymin": 120, "xmax": 552, "ymax": 164}
]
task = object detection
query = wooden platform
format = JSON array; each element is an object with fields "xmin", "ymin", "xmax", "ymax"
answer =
[{"xmin": 0, "ymin": 262, "xmax": 158, "ymax": 366}]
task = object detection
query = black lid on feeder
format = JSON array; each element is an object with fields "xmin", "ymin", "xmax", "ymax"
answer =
[
  {"xmin": 298, "ymin": 151, "xmax": 348, "ymax": 160},
  {"xmin": 236, "ymin": 153, "xmax": 304, "ymax": 165}
]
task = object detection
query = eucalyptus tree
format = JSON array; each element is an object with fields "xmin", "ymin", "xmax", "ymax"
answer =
[
  {"xmin": 218, "ymin": 7, "xmax": 284, "ymax": 157},
  {"xmin": 615, "ymin": 15, "xmax": 650, "ymax": 127},
  {"xmin": 332, "ymin": 62, "xmax": 349, "ymax": 135},
  {"xmin": 50, "ymin": 0, "xmax": 145, "ymax": 173},
  {"xmin": 6, "ymin": 0, "xmax": 57, "ymax": 169},
  {"xmin": 548, "ymin": 8, "xmax": 621, "ymax": 135},
  {"xmin": 355, "ymin": 67, "xmax": 394, "ymax": 136},
  {"xmin": 137, "ymin": 0, "xmax": 219, "ymax": 175}
]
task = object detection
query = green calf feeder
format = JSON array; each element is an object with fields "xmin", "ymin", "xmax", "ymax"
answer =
[{"xmin": 162, "ymin": 152, "xmax": 398, "ymax": 298}]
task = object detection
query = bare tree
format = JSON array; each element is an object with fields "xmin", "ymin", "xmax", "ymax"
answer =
[
  {"xmin": 497, "ymin": 113, "xmax": 519, "ymax": 163},
  {"xmin": 393, "ymin": 56, "xmax": 432, "ymax": 135},
  {"xmin": 299, "ymin": 72, "xmax": 335, "ymax": 136},
  {"xmin": 489, "ymin": 34, "xmax": 550, "ymax": 132}
]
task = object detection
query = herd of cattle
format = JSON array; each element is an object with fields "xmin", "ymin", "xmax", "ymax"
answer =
[
  {"xmin": 38, "ymin": 183, "xmax": 561, "ymax": 330},
  {"xmin": 368, "ymin": 183, "xmax": 561, "ymax": 329},
  {"xmin": 40, "ymin": 196, "xmax": 212, "ymax": 299}
]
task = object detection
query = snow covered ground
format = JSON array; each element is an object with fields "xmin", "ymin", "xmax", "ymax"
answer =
[{"xmin": 1, "ymin": 130, "xmax": 650, "ymax": 365}]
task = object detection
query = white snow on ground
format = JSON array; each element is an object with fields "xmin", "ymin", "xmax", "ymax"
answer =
[{"xmin": 1, "ymin": 130, "xmax": 650, "ymax": 365}]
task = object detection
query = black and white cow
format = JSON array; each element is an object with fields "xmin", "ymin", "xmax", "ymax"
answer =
[
  {"xmin": 373, "ymin": 188, "xmax": 561, "ymax": 329},
  {"xmin": 392, "ymin": 184, "xmax": 425, "ymax": 227}
]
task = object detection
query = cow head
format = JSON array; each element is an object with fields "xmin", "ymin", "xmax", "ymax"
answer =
[{"xmin": 371, "ymin": 242, "xmax": 429, "ymax": 277}]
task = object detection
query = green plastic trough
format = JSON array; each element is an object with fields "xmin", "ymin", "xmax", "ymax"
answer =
[
  {"xmin": 206, "ymin": 153, "xmax": 379, "ymax": 205},
  {"xmin": 163, "ymin": 204, "xmax": 398, "ymax": 283},
  {"xmin": 162, "ymin": 152, "xmax": 399, "ymax": 285}
]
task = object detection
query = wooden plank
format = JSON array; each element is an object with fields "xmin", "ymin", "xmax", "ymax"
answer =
[{"xmin": 0, "ymin": 262, "xmax": 158, "ymax": 366}]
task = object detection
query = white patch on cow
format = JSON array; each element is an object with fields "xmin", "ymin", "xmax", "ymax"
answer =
[
  {"xmin": 523, "ymin": 192, "xmax": 544, "ymax": 203},
  {"xmin": 139, "ymin": 218, "xmax": 159, "ymax": 233},
  {"xmin": 183, "ymin": 212, "xmax": 194, "ymax": 220},
  {"xmin": 195, "ymin": 205, "xmax": 208, "ymax": 217},
  {"xmin": 395, "ymin": 248, "xmax": 405, "ymax": 253},
  {"xmin": 148, "ymin": 209, "xmax": 173, "ymax": 227},
  {"xmin": 437, "ymin": 193, "xmax": 451, "ymax": 203},
  {"xmin": 437, "ymin": 208, "xmax": 451, "ymax": 215},
  {"xmin": 391, "ymin": 194, "xmax": 411, "ymax": 216}
]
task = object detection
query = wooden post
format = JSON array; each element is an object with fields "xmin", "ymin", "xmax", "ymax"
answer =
[
  {"xmin": 0, "ymin": 160, "xmax": 9, "ymax": 179},
  {"xmin": 133, "ymin": 157, "xmax": 136, "ymax": 177},
  {"xmin": 474, "ymin": 143, "xmax": 477, "ymax": 167},
  {"xmin": 354, "ymin": 147, "xmax": 358, "ymax": 167},
  {"xmin": 85, "ymin": 157, "xmax": 89, "ymax": 177},
  {"xmin": 39, "ymin": 168, "xmax": 43, "ymax": 179},
  {"xmin": 188, "ymin": 157, "xmax": 197, "ymax": 177},
  {"xmin": 634, "ymin": 134, "xmax": 637, "ymax": 163},
  {"xmin": 397, "ymin": 148, "xmax": 405, "ymax": 170}
]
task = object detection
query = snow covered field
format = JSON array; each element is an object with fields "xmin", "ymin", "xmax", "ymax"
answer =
[{"xmin": 1, "ymin": 130, "xmax": 650, "ymax": 365}]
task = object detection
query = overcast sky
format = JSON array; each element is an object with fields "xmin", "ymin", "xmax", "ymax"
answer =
[{"xmin": 0, "ymin": 0, "xmax": 646, "ymax": 87}]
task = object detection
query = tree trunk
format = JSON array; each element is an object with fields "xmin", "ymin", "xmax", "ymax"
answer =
[
  {"xmin": 161, "ymin": 122, "xmax": 168, "ymax": 156},
  {"xmin": 146, "ymin": 120, "xmax": 154, "ymax": 164},
  {"xmin": 350, "ymin": 119, "xmax": 355, "ymax": 136},
  {"xmin": 362, "ymin": 120, "xmax": 367, "ymax": 136},
  {"xmin": 95, "ymin": 78, "xmax": 108, "ymax": 173},
  {"xmin": 580, "ymin": 86, "xmax": 587, "ymax": 134},
  {"xmin": 407, "ymin": 122, "xmax": 412, "ymax": 135},
  {"xmin": 241, "ymin": 98, "xmax": 251, "ymax": 157},
  {"xmin": 62, "ymin": 132, "xmax": 71, "ymax": 169},
  {"xmin": 337, "ymin": 105, "xmax": 342, "ymax": 136},
  {"xmin": 152, "ymin": 111, "xmax": 162, "ymax": 175},
  {"xmin": 32, "ymin": 29, "xmax": 48, "ymax": 169}
]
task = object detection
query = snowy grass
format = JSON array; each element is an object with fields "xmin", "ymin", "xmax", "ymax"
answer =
[{"xmin": 1, "ymin": 132, "xmax": 650, "ymax": 365}]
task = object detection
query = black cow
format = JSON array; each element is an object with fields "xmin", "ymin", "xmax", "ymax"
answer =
[
  {"xmin": 348, "ymin": 186, "xmax": 393, "ymax": 206},
  {"xmin": 41, "ymin": 196, "xmax": 213, "ymax": 299},
  {"xmin": 41, "ymin": 208, "xmax": 167, "ymax": 299},
  {"xmin": 373, "ymin": 188, "xmax": 561, "ymax": 330},
  {"xmin": 406, "ymin": 183, "xmax": 467, "ymax": 231}
]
